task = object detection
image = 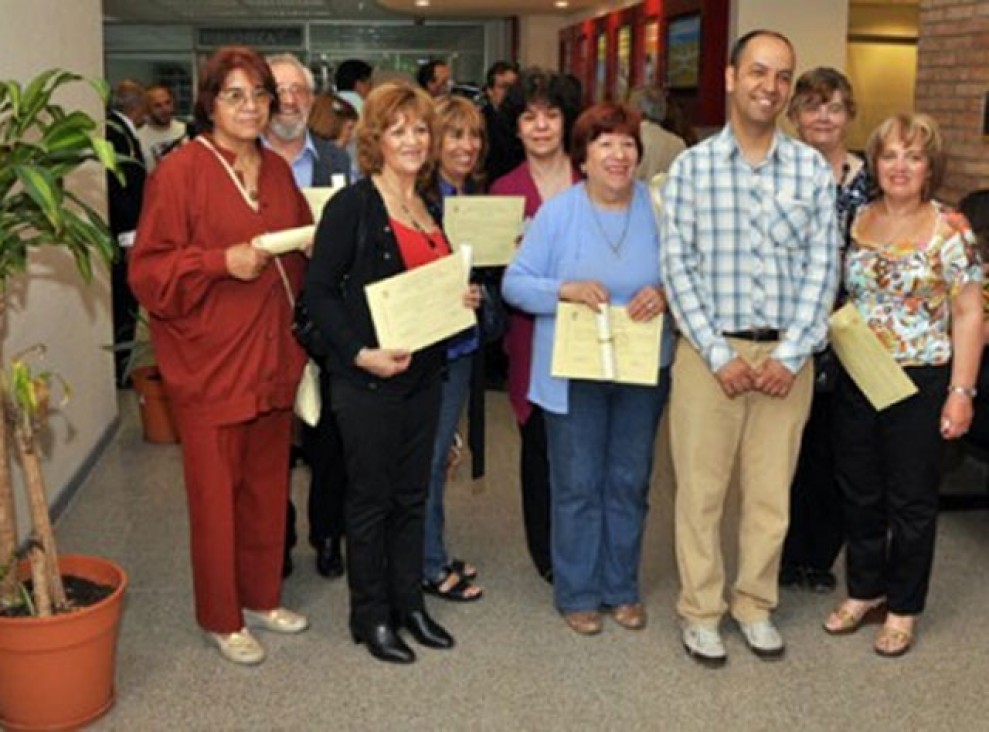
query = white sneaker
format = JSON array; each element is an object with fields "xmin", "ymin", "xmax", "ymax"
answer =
[
  {"xmin": 681, "ymin": 623, "xmax": 727, "ymax": 667},
  {"xmin": 207, "ymin": 628, "xmax": 266, "ymax": 665},
  {"xmin": 737, "ymin": 618, "xmax": 785, "ymax": 659},
  {"xmin": 243, "ymin": 607, "xmax": 310, "ymax": 634}
]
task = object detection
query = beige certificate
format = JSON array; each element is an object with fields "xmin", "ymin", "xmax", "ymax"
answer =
[
  {"xmin": 365, "ymin": 254, "xmax": 476, "ymax": 352},
  {"xmin": 443, "ymin": 195, "xmax": 525, "ymax": 267},
  {"xmin": 301, "ymin": 186, "xmax": 341, "ymax": 222},
  {"xmin": 829, "ymin": 303, "xmax": 918, "ymax": 410},
  {"xmin": 551, "ymin": 303, "xmax": 664, "ymax": 386}
]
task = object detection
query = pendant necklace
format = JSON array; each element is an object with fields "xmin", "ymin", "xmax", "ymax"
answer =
[{"xmin": 586, "ymin": 187, "xmax": 632, "ymax": 258}]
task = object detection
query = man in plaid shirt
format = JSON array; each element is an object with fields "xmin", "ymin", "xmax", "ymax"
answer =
[{"xmin": 660, "ymin": 29, "xmax": 838, "ymax": 667}]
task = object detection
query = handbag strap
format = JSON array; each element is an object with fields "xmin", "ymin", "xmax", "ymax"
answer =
[
  {"xmin": 195, "ymin": 136, "xmax": 260, "ymax": 212},
  {"xmin": 274, "ymin": 259, "xmax": 296, "ymax": 309}
]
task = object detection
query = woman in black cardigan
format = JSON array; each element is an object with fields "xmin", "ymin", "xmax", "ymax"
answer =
[{"xmin": 305, "ymin": 82, "xmax": 478, "ymax": 664}]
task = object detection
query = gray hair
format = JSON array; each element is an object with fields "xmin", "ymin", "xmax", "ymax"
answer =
[
  {"xmin": 265, "ymin": 53, "xmax": 315, "ymax": 91},
  {"xmin": 111, "ymin": 80, "xmax": 146, "ymax": 114}
]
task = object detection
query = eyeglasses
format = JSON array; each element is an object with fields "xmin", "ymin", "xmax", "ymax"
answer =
[
  {"xmin": 796, "ymin": 99, "xmax": 847, "ymax": 117},
  {"xmin": 276, "ymin": 83, "xmax": 311, "ymax": 98},
  {"xmin": 216, "ymin": 87, "xmax": 274, "ymax": 108}
]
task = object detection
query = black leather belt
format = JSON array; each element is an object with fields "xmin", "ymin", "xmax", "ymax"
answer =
[{"xmin": 724, "ymin": 329, "xmax": 780, "ymax": 342}]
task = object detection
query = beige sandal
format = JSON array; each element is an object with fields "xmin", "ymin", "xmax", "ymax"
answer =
[
  {"xmin": 823, "ymin": 598, "xmax": 886, "ymax": 636},
  {"xmin": 874, "ymin": 620, "xmax": 914, "ymax": 658}
]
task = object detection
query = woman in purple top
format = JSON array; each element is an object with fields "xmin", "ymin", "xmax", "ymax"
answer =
[{"xmin": 489, "ymin": 68, "xmax": 582, "ymax": 582}]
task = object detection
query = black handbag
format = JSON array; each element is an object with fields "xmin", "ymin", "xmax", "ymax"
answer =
[{"xmin": 292, "ymin": 296, "xmax": 330, "ymax": 362}]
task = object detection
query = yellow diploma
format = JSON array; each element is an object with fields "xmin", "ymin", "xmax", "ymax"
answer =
[
  {"xmin": 551, "ymin": 302, "xmax": 663, "ymax": 386},
  {"xmin": 365, "ymin": 254, "xmax": 476, "ymax": 352},
  {"xmin": 828, "ymin": 303, "xmax": 918, "ymax": 410},
  {"xmin": 301, "ymin": 186, "xmax": 341, "ymax": 222},
  {"xmin": 443, "ymin": 196, "xmax": 525, "ymax": 267}
]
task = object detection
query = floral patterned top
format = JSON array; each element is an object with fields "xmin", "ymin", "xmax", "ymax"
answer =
[{"xmin": 845, "ymin": 201, "xmax": 982, "ymax": 366}]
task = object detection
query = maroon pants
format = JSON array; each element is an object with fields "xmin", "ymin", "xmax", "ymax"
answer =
[{"xmin": 178, "ymin": 409, "xmax": 292, "ymax": 633}]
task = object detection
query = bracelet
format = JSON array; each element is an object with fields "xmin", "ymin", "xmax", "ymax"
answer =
[{"xmin": 947, "ymin": 385, "xmax": 977, "ymax": 398}]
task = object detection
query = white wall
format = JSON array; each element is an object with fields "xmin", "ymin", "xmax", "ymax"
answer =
[
  {"xmin": 730, "ymin": 0, "xmax": 849, "ymax": 78},
  {"xmin": 517, "ymin": 14, "xmax": 567, "ymax": 69},
  {"xmin": 0, "ymin": 0, "xmax": 118, "ymax": 542}
]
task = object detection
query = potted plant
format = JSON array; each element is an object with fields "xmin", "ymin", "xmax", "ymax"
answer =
[{"xmin": 0, "ymin": 68, "xmax": 129, "ymax": 730}]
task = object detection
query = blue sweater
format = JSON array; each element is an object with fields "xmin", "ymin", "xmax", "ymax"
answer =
[{"xmin": 502, "ymin": 181, "xmax": 675, "ymax": 415}]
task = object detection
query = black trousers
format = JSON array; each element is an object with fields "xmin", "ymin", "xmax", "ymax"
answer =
[
  {"xmin": 782, "ymin": 390, "xmax": 844, "ymax": 572},
  {"xmin": 834, "ymin": 365, "xmax": 948, "ymax": 615},
  {"xmin": 331, "ymin": 376, "xmax": 441, "ymax": 631},
  {"xmin": 111, "ymin": 254, "xmax": 138, "ymax": 385},
  {"xmin": 519, "ymin": 407, "xmax": 552, "ymax": 577}
]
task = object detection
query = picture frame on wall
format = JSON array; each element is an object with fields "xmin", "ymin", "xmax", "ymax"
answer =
[
  {"xmin": 666, "ymin": 13, "xmax": 701, "ymax": 90},
  {"xmin": 595, "ymin": 32, "xmax": 608, "ymax": 102},
  {"xmin": 616, "ymin": 25, "xmax": 632, "ymax": 101},
  {"xmin": 642, "ymin": 19, "xmax": 660, "ymax": 87}
]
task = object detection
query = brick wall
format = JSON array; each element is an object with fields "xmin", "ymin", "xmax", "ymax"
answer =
[{"xmin": 915, "ymin": 0, "xmax": 989, "ymax": 204}]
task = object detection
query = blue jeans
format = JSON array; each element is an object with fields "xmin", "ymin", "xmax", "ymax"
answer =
[
  {"xmin": 544, "ymin": 373, "xmax": 669, "ymax": 613},
  {"xmin": 423, "ymin": 355, "xmax": 474, "ymax": 581}
]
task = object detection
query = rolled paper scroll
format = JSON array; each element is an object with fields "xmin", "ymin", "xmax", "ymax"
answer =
[{"xmin": 252, "ymin": 225, "xmax": 316, "ymax": 255}]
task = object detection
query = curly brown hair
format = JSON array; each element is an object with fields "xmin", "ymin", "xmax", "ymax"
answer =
[{"xmin": 355, "ymin": 82, "xmax": 436, "ymax": 179}]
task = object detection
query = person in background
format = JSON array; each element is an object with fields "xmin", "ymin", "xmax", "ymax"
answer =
[
  {"xmin": 138, "ymin": 85, "xmax": 188, "ymax": 173},
  {"xmin": 958, "ymin": 189, "xmax": 989, "ymax": 448},
  {"xmin": 129, "ymin": 46, "xmax": 312, "ymax": 666},
  {"xmin": 824, "ymin": 113, "xmax": 983, "ymax": 658},
  {"xmin": 305, "ymin": 82, "xmax": 478, "ymax": 665},
  {"xmin": 309, "ymin": 93, "xmax": 359, "ymax": 153},
  {"xmin": 779, "ymin": 67, "xmax": 871, "ymax": 593},
  {"xmin": 661, "ymin": 30, "xmax": 838, "ymax": 666},
  {"xmin": 490, "ymin": 68, "xmax": 583, "ymax": 583},
  {"xmin": 417, "ymin": 59, "xmax": 451, "ymax": 99},
  {"xmin": 335, "ymin": 59, "xmax": 373, "ymax": 115},
  {"xmin": 480, "ymin": 60, "xmax": 523, "ymax": 182},
  {"xmin": 106, "ymin": 79, "xmax": 147, "ymax": 387},
  {"xmin": 627, "ymin": 84, "xmax": 686, "ymax": 183},
  {"xmin": 263, "ymin": 52, "xmax": 350, "ymax": 581},
  {"xmin": 503, "ymin": 102, "xmax": 674, "ymax": 635},
  {"xmin": 420, "ymin": 96, "xmax": 488, "ymax": 602}
]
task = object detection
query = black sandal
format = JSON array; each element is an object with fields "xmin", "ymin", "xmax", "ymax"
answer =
[
  {"xmin": 422, "ymin": 570, "xmax": 483, "ymax": 602},
  {"xmin": 445, "ymin": 559, "xmax": 478, "ymax": 581}
]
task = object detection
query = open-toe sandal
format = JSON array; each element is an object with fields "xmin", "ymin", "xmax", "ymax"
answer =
[
  {"xmin": 422, "ymin": 570, "xmax": 483, "ymax": 603},
  {"xmin": 823, "ymin": 599, "xmax": 886, "ymax": 636},
  {"xmin": 874, "ymin": 624, "xmax": 913, "ymax": 658},
  {"xmin": 446, "ymin": 559, "xmax": 477, "ymax": 581}
]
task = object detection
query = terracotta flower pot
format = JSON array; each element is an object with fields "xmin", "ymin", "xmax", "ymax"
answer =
[
  {"xmin": 130, "ymin": 365, "xmax": 180, "ymax": 443},
  {"xmin": 0, "ymin": 554, "xmax": 128, "ymax": 731}
]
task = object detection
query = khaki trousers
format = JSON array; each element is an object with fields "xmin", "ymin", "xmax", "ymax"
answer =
[{"xmin": 671, "ymin": 338, "xmax": 812, "ymax": 625}]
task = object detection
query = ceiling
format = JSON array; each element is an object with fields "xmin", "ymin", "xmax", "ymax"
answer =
[{"xmin": 102, "ymin": 0, "xmax": 602, "ymax": 23}]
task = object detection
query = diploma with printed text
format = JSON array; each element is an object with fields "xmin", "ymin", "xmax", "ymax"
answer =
[
  {"xmin": 829, "ymin": 303, "xmax": 917, "ymax": 410},
  {"xmin": 443, "ymin": 195, "xmax": 525, "ymax": 267},
  {"xmin": 551, "ymin": 303, "xmax": 663, "ymax": 386},
  {"xmin": 365, "ymin": 254, "xmax": 476, "ymax": 352}
]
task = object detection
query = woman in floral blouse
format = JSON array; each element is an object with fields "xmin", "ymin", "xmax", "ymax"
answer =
[{"xmin": 823, "ymin": 113, "xmax": 983, "ymax": 657}]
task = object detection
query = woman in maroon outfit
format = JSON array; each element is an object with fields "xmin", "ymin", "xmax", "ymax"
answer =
[{"xmin": 129, "ymin": 46, "xmax": 311, "ymax": 666}]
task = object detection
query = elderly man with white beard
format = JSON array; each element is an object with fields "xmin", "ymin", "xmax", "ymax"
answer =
[{"xmin": 263, "ymin": 52, "xmax": 351, "ymax": 582}]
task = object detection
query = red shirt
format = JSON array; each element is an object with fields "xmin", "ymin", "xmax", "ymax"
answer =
[
  {"xmin": 390, "ymin": 217, "xmax": 451, "ymax": 268},
  {"xmin": 129, "ymin": 137, "xmax": 311, "ymax": 426}
]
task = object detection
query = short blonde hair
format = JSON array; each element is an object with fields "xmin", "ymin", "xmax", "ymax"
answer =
[
  {"xmin": 355, "ymin": 82, "xmax": 435, "ymax": 178},
  {"xmin": 866, "ymin": 113, "xmax": 946, "ymax": 201}
]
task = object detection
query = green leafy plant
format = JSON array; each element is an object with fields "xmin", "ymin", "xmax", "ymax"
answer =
[{"xmin": 0, "ymin": 69, "xmax": 120, "ymax": 613}]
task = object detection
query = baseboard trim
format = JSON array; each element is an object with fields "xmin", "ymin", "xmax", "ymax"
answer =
[{"xmin": 50, "ymin": 415, "xmax": 121, "ymax": 526}]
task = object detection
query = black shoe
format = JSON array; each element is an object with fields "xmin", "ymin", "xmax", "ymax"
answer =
[
  {"xmin": 538, "ymin": 566, "xmax": 554, "ymax": 585},
  {"xmin": 351, "ymin": 623, "xmax": 415, "ymax": 664},
  {"xmin": 282, "ymin": 551, "xmax": 293, "ymax": 579},
  {"xmin": 778, "ymin": 564, "xmax": 804, "ymax": 589},
  {"xmin": 315, "ymin": 537, "xmax": 344, "ymax": 579},
  {"xmin": 399, "ymin": 610, "xmax": 455, "ymax": 649},
  {"xmin": 804, "ymin": 568, "xmax": 837, "ymax": 594}
]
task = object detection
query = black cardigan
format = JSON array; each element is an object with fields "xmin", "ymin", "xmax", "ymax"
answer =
[{"xmin": 303, "ymin": 177, "xmax": 445, "ymax": 394}]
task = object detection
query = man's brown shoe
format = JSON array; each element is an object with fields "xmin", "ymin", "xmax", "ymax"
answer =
[{"xmin": 611, "ymin": 603, "xmax": 647, "ymax": 630}]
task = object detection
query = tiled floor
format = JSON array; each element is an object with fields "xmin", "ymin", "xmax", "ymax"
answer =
[{"xmin": 51, "ymin": 391, "xmax": 989, "ymax": 731}]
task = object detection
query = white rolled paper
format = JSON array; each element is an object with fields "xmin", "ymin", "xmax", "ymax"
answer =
[
  {"xmin": 252, "ymin": 225, "xmax": 315, "ymax": 255},
  {"xmin": 459, "ymin": 243, "xmax": 473, "ymax": 285},
  {"xmin": 595, "ymin": 308, "xmax": 616, "ymax": 380}
]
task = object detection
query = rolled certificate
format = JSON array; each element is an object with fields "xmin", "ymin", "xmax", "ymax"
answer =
[
  {"xmin": 252, "ymin": 225, "xmax": 315, "ymax": 255},
  {"xmin": 596, "ymin": 308, "xmax": 616, "ymax": 380},
  {"xmin": 459, "ymin": 243, "xmax": 472, "ymax": 285}
]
